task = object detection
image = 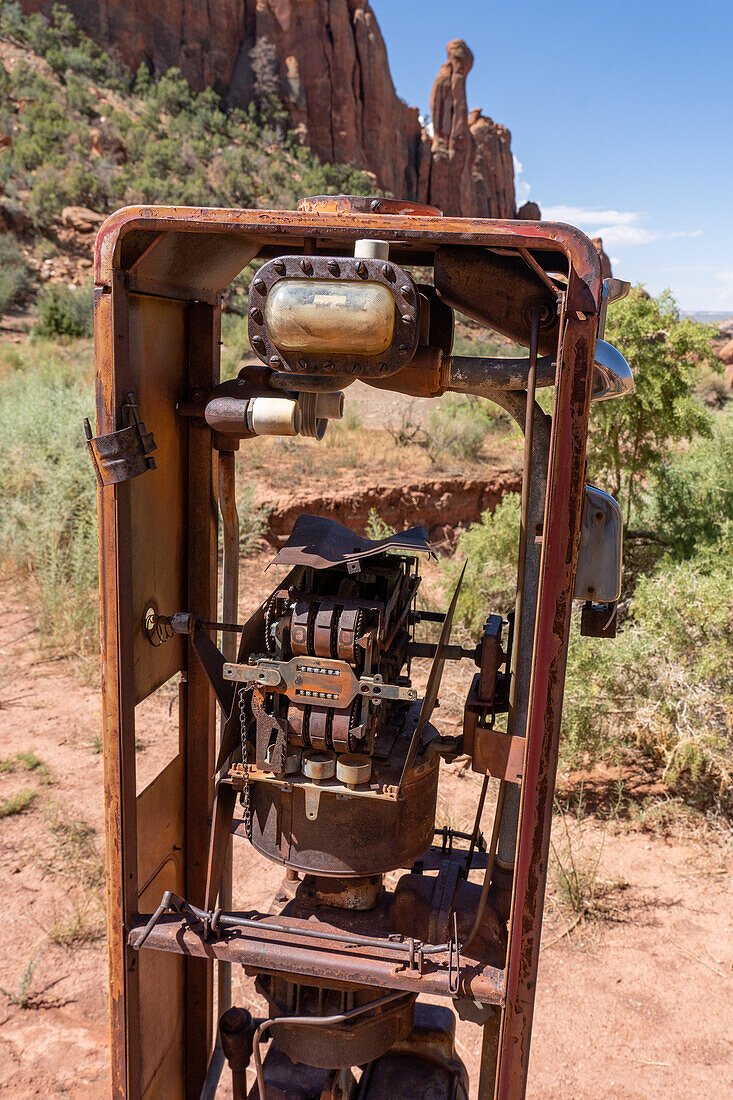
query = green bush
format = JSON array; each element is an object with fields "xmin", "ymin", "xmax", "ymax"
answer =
[
  {"xmin": 653, "ymin": 408, "xmax": 733, "ymax": 559},
  {"xmin": 0, "ymin": 3, "xmax": 378, "ymax": 233},
  {"xmin": 444, "ymin": 493, "xmax": 520, "ymax": 637},
  {"xmin": 562, "ymin": 534, "xmax": 733, "ymax": 811},
  {"xmin": 0, "ymin": 234, "xmax": 32, "ymax": 313},
  {"xmin": 34, "ymin": 284, "xmax": 93, "ymax": 339},
  {"xmin": 0, "ymin": 340, "xmax": 98, "ymax": 656},
  {"xmin": 425, "ymin": 393, "xmax": 509, "ymax": 465},
  {"xmin": 588, "ymin": 287, "xmax": 718, "ymax": 524}
]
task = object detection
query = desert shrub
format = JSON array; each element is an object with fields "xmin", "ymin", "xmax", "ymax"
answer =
[
  {"xmin": 562, "ymin": 535, "xmax": 733, "ymax": 811},
  {"xmin": 236, "ymin": 485, "xmax": 268, "ymax": 552},
  {"xmin": 0, "ymin": 341, "xmax": 98, "ymax": 655},
  {"xmin": 423, "ymin": 393, "xmax": 510, "ymax": 465},
  {"xmin": 589, "ymin": 287, "xmax": 718, "ymax": 524},
  {"xmin": 34, "ymin": 283, "xmax": 93, "ymax": 339},
  {"xmin": 0, "ymin": 234, "xmax": 32, "ymax": 313},
  {"xmin": 365, "ymin": 509, "xmax": 396, "ymax": 540},
  {"xmin": 652, "ymin": 408, "xmax": 733, "ymax": 560},
  {"xmin": 0, "ymin": 3, "xmax": 377, "ymax": 235},
  {"xmin": 445, "ymin": 493, "xmax": 520, "ymax": 636}
]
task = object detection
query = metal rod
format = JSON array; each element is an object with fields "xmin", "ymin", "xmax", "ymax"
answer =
[
  {"xmin": 252, "ymin": 992, "xmax": 406, "ymax": 1100},
  {"xmin": 518, "ymin": 248, "xmax": 563, "ymax": 299},
  {"xmin": 199, "ymin": 1034, "xmax": 225, "ymax": 1100},
  {"xmin": 218, "ymin": 452, "xmax": 239, "ymax": 1025},
  {"xmin": 509, "ymin": 306, "xmax": 540, "ymax": 724},
  {"xmin": 132, "ymin": 894, "xmax": 453, "ymax": 957},
  {"xmin": 466, "ymin": 774, "xmax": 490, "ymax": 872},
  {"xmin": 461, "ymin": 779, "xmax": 506, "ymax": 953}
]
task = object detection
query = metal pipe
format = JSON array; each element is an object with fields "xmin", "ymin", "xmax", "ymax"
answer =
[
  {"xmin": 252, "ymin": 992, "xmax": 405, "ymax": 1100},
  {"xmin": 447, "ymin": 354, "xmax": 555, "ymax": 392}
]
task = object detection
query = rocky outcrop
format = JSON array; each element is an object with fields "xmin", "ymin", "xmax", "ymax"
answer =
[
  {"xmin": 423, "ymin": 40, "xmax": 514, "ymax": 218},
  {"xmin": 265, "ymin": 472, "xmax": 522, "ymax": 547},
  {"xmin": 20, "ymin": 2, "xmax": 528, "ymax": 217}
]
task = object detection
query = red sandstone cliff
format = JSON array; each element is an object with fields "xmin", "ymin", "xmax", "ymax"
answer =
[{"xmin": 19, "ymin": 2, "xmax": 523, "ymax": 217}]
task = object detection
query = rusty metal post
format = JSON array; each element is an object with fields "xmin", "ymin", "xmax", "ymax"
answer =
[
  {"xmin": 217, "ymin": 451, "xmax": 239, "ymax": 1016},
  {"xmin": 185, "ymin": 301, "xmax": 219, "ymax": 1096},
  {"xmin": 496, "ymin": 300, "xmax": 598, "ymax": 1099}
]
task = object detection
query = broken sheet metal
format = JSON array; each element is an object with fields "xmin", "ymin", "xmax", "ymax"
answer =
[{"xmin": 270, "ymin": 514, "xmax": 434, "ymax": 570}]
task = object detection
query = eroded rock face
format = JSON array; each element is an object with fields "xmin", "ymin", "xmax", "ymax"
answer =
[
  {"xmin": 423, "ymin": 41, "xmax": 515, "ymax": 218},
  {"xmin": 19, "ymin": 4, "xmax": 522, "ymax": 216}
]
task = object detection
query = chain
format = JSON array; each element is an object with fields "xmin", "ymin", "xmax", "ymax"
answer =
[{"xmin": 238, "ymin": 686, "xmax": 252, "ymax": 839}]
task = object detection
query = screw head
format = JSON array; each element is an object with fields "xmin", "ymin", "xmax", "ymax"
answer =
[
  {"xmin": 249, "ymin": 307, "xmax": 263, "ymax": 324},
  {"xmin": 269, "ymin": 355, "xmax": 282, "ymax": 367},
  {"xmin": 327, "ymin": 259, "xmax": 340, "ymax": 276},
  {"xmin": 253, "ymin": 278, "xmax": 266, "ymax": 294},
  {"xmin": 383, "ymin": 264, "xmax": 395, "ymax": 282},
  {"xmin": 379, "ymin": 362, "xmax": 389, "ymax": 374},
  {"xmin": 296, "ymin": 358, "xmax": 308, "ymax": 371},
  {"xmin": 323, "ymin": 361, "xmax": 334, "ymax": 372},
  {"xmin": 301, "ymin": 258, "xmax": 313, "ymax": 274},
  {"xmin": 356, "ymin": 261, "xmax": 368, "ymax": 278},
  {"xmin": 398, "ymin": 343, "xmax": 409, "ymax": 352},
  {"xmin": 400, "ymin": 284, "xmax": 413, "ymax": 299},
  {"xmin": 273, "ymin": 259, "xmax": 286, "ymax": 275},
  {"xmin": 252, "ymin": 336, "xmax": 266, "ymax": 352},
  {"xmin": 401, "ymin": 314, "xmax": 414, "ymax": 327}
]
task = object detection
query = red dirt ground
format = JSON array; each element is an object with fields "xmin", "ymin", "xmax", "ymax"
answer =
[{"xmin": 1, "ymin": 560, "xmax": 731, "ymax": 1098}]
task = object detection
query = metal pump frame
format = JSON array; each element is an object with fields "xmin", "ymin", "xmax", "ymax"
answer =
[{"xmin": 93, "ymin": 203, "xmax": 602, "ymax": 1099}]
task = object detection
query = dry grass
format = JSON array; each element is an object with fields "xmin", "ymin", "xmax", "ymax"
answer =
[
  {"xmin": 0, "ymin": 788, "xmax": 36, "ymax": 817},
  {"xmin": 548, "ymin": 796, "xmax": 630, "ymax": 930}
]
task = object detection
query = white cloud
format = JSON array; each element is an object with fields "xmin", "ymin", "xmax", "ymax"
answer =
[
  {"xmin": 539, "ymin": 205, "xmax": 701, "ymax": 250},
  {"xmin": 513, "ymin": 155, "xmax": 531, "ymax": 205}
]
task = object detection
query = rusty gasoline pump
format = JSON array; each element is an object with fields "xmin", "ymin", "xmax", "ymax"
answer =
[{"xmin": 90, "ymin": 194, "xmax": 632, "ymax": 1099}]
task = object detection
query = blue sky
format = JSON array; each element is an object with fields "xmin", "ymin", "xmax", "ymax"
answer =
[{"xmin": 370, "ymin": 0, "xmax": 731, "ymax": 312}]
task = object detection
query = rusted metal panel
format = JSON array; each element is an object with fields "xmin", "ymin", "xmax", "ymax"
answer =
[
  {"xmin": 95, "ymin": 206, "xmax": 601, "ymax": 315},
  {"xmin": 128, "ymin": 294, "xmax": 188, "ymax": 704},
  {"xmin": 137, "ymin": 756, "xmax": 186, "ymax": 1098}
]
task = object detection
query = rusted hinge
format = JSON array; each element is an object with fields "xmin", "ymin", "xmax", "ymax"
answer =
[{"xmin": 84, "ymin": 391, "xmax": 157, "ymax": 487}]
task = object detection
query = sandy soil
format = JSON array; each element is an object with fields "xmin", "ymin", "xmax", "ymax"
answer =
[{"xmin": 1, "ymin": 558, "xmax": 731, "ymax": 1099}]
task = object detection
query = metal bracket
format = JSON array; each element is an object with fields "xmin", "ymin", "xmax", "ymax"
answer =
[{"xmin": 84, "ymin": 391, "xmax": 157, "ymax": 487}]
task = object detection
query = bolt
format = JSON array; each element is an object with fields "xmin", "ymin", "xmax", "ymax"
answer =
[
  {"xmin": 327, "ymin": 259, "xmax": 340, "ymax": 276},
  {"xmin": 273, "ymin": 259, "xmax": 286, "ymax": 275},
  {"xmin": 400, "ymin": 285, "xmax": 412, "ymax": 299},
  {"xmin": 398, "ymin": 343, "xmax": 409, "ymax": 352},
  {"xmin": 252, "ymin": 336, "xmax": 266, "ymax": 352},
  {"xmin": 401, "ymin": 314, "xmax": 414, "ymax": 327},
  {"xmin": 323, "ymin": 361, "xmax": 334, "ymax": 372},
  {"xmin": 250, "ymin": 307, "xmax": 263, "ymax": 324},
  {"xmin": 253, "ymin": 278, "xmax": 266, "ymax": 294},
  {"xmin": 269, "ymin": 355, "xmax": 282, "ymax": 367},
  {"xmin": 383, "ymin": 264, "xmax": 395, "ymax": 281},
  {"xmin": 301, "ymin": 258, "xmax": 313, "ymax": 274},
  {"xmin": 370, "ymin": 199, "xmax": 382, "ymax": 212},
  {"xmin": 356, "ymin": 261, "xmax": 368, "ymax": 278},
  {"xmin": 296, "ymin": 358, "xmax": 308, "ymax": 371}
]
